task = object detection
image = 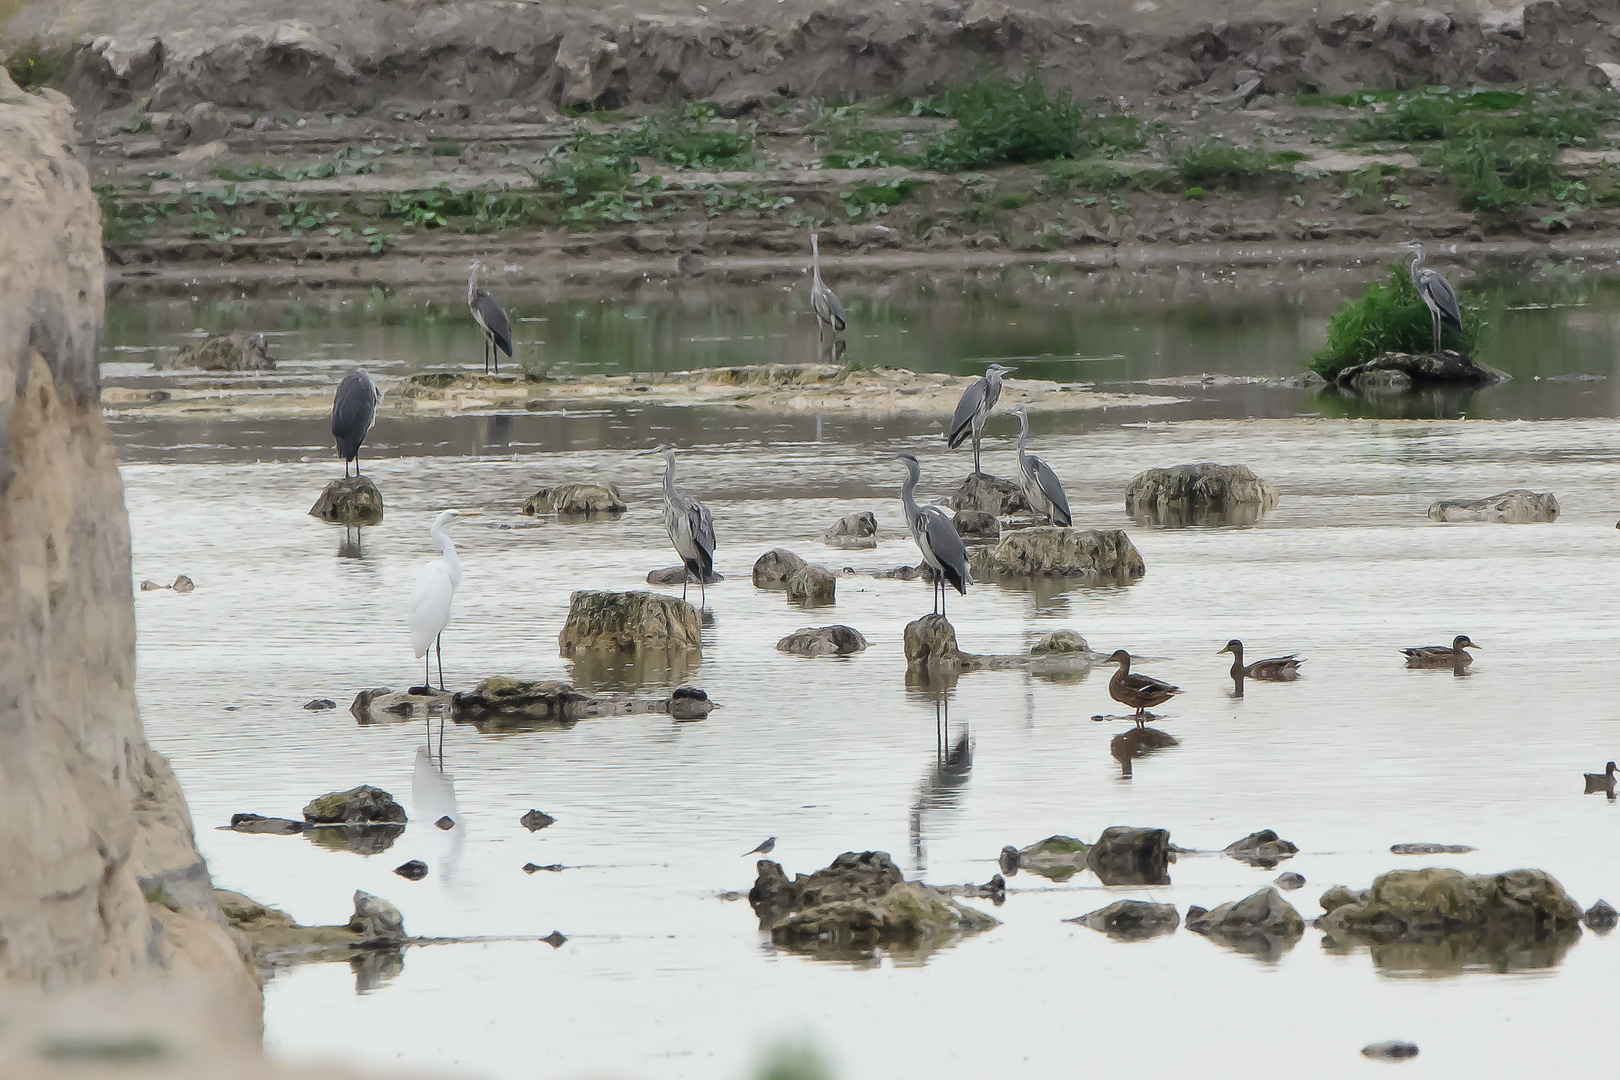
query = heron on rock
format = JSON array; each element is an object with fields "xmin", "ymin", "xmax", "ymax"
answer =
[
  {"xmin": 1006, "ymin": 405, "xmax": 1071, "ymax": 527},
  {"xmin": 642, "ymin": 444, "xmax": 717, "ymax": 608},
  {"xmin": 895, "ymin": 450, "xmax": 971, "ymax": 617},
  {"xmin": 948, "ymin": 363, "xmax": 1015, "ymax": 476},
  {"xmin": 331, "ymin": 367, "xmax": 380, "ymax": 477},
  {"xmin": 809, "ymin": 233, "xmax": 846, "ymax": 343},
  {"xmin": 409, "ymin": 509, "xmax": 478, "ymax": 694},
  {"xmin": 1398, "ymin": 241, "xmax": 1463, "ymax": 357},
  {"xmin": 467, "ymin": 259, "xmax": 512, "ymax": 375}
]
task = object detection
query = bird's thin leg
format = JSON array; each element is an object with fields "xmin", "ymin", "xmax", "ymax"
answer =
[
  {"xmin": 436, "ymin": 635, "xmax": 445, "ymax": 692},
  {"xmin": 972, "ymin": 436, "xmax": 981, "ymax": 476},
  {"xmin": 423, "ymin": 653, "xmax": 431, "ymax": 691},
  {"xmin": 1431, "ymin": 308, "xmax": 1441, "ymax": 356},
  {"xmin": 682, "ymin": 574, "xmax": 689, "ymax": 602},
  {"xmin": 940, "ymin": 581, "xmax": 947, "ymax": 620},
  {"xmin": 700, "ymin": 577, "xmax": 707, "ymax": 611}
]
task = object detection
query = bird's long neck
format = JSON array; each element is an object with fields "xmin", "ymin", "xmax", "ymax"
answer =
[
  {"xmin": 467, "ymin": 267, "xmax": 478, "ymax": 306},
  {"xmin": 900, "ymin": 462, "xmax": 921, "ymax": 521},
  {"xmin": 811, "ymin": 237, "xmax": 822, "ymax": 285},
  {"xmin": 1015, "ymin": 411, "xmax": 1030, "ymax": 466},
  {"xmin": 432, "ymin": 519, "xmax": 461, "ymax": 588},
  {"xmin": 661, "ymin": 452, "xmax": 678, "ymax": 504},
  {"xmin": 1407, "ymin": 249, "xmax": 1423, "ymax": 284},
  {"xmin": 1230, "ymin": 643, "xmax": 1244, "ymax": 672}
]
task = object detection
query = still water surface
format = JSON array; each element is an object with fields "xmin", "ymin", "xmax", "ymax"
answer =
[{"xmin": 111, "ymin": 265, "xmax": 1620, "ymax": 1079}]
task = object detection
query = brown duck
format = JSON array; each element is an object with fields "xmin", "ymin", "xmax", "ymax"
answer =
[
  {"xmin": 1584, "ymin": 761, "xmax": 1618, "ymax": 795},
  {"xmin": 1105, "ymin": 649, "xmax": 1182, "ymax": 727},
  {"xmin": 1220, "ymin": 639, "xmax": 1304, "ymax": 681},
  {"xmin": 1402, "ymin": 635, "xmax": 1479, "ymax": 668}
]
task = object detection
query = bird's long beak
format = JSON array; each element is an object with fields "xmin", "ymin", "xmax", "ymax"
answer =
[
  {"xmin": 457, "ymin": 510, "xmax": 484, "ymax": 517},
  {"xmin": 636, "ymin": 448, "xmax": 659, "ymax": 457}
]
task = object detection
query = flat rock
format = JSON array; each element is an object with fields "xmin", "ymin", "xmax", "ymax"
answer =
[
  {"xmin": 156, "ymin": 332, "xmax": 274, "ymax": 371},
  {"xmin": 558, "ymin": 590, "xmax": 702, "ymax": 652},
  {"xmin": 1318, "ymin": 868, "xmax": 1584, "ymax": 943},
  {"xmin": 1124, "ymin": 463, "xmax": 1279, "ymax": 527},
  {"xmin": 1016, "ymin": 836, "xmax": 1089, "ymax": 882},
  {"xmin": 823, "ymin": 511, "xmax": 877, "ymax": 548},
  {"xmin": 969, "ymin": 527, "xmax": 1145, "ymax": 581},
  {"xmin": 229, "ymin": 813, "xmax": 307, "ymax": 835},
  {"xmin": 1224, "ymin": 829, "xmax": 1299, "ymax": 868},
  {"xmin": 451, "ymin": 677, "xmax": 596, "ymax": 728},
  {"xmin": 350, "ymin": 687, "xmax": 455, "ymax": 724},
  {"xmin": 309, "ymin": 476, "xmax": 383, "ymax": 526},
  {"xmin": 217, "ymin": 889, "xmax": 403, "ymax": 970},
  {"xmin": 520, "ymin": 809, "xmax": 556, "ymax": 831},
  {"xmin": 1390, "ymin": 842, "xmax": 1475, "ymax": 855},
  {"xmin": 435, "ymin": 816, "xmax": 456, "ymax": 830},
  {"xmin": 1070, "ymin": 899, "xmax": 1180, "ymax": 940},
  {"xmin": 646, "ymin": 565, "xmax": 724, "ymax": 585},
  {"xmin": 1361, "ymin": 1041, "xmax": 1419, "ymax": 1062},
  {"xmin": 777, "ymin": 625, "xmax": 869, "ymax": 656},
  {"xmin": 302, "ymin": 784, "xmax": 406, "ymax": 825},
  {"xmin": 752, "ymin": 548, "xmax": 807, "ymax": 588},
  {"xmin": 950, "ymin": 473, "xmax": 1030, "ymax": 515},
  {"xmin": 1186, "ymin": 887, "xmax": 1305, "ymax": 959},
  {"xmin": 952, "ymin": 509, "xmax": 1000, "ymax": 539},
  {"xmin": 1030, "ymin": 629, "xmax": 1089, "ymax": 655},
  {"xmin": 1427, "ymin": 490, "xmax": 1559, "ymax": 523},
  {"xmin": 523, "ymin": 483, "xmax": 627, "ymax": 517},
  {"xmin": 786, "ymin": 563, "xmax": 837, "ymax": 605},
  {"xmin": 524, "ymin": 862, "xmax": 565, "ymax": 873},
  {"xmin": 1336, "ymin": 350, "xmax": 1508, "ymax": 394},
  {"xmin": 1087, "ymin": 826, "xmax": 1171, "ymax": 886}
]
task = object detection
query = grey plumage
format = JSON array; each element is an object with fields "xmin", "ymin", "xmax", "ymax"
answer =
[
  {"xmin": 743, "ymin": 837, "xmax": 776, "ymax": 856},
  {"xmin": 1008, "ymin": 405, "xmax": 1071, "ymax": 527},
  {"xmin": 331, "ymin": 367, "xmax": 380, "ymax": 477},
  {"xmin": 810, "ymin": 233, "xmax": 846, "ymax": 337},
  {"xmin": 1399, "ymin": 241, "xmax": 1463, "ymax": 356},
  {"xmin": 947, "ymin": 363, "xmax": 1014, "ymax": 475},
  {"xmin": 646, "ymin": 444, "xmax": 717, "ymax": 607},
  {"xmin": 895, "ymin": 451, "xmax": 971, "ymax": 616},
  {"xmin": 467, "ymin": 260, "xmax": 513, "ymax": 375}
]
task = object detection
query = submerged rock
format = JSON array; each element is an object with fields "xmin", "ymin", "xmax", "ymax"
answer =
[
  {"xmin": 349, "ymin": 687, "xmax": 455, "ymax": 725},
  {"xmin": 435, "ymin": 815, "xmax": 456, "ymax": 830},
  {"xmin": 303, "ymin": 698, "xmax": 336, "ymax": 711},
  {"xmin": 952, "ymin": 509, "xmax": 1000, "ymax": 540},
  {"xmin": 1030, "ymin": 629, "xmax": 1089, "ymax": 655},
  {"xmin": 1186, "ymin": 887, "xmax": 1305, "ymax": 959},
  {"xmin": 523, "ymin": 482, "xmax": 627, "ymax": 517},
  {"xmin": 558, "ymin": 590, "xmax": 702, "ymax": 652},
  {"xmin": 159, "ymin": 332, "xmax": 275, "ymax": 371},
  {"xmin": 218, "ymin": 888, "xmax": 404, "ymax": 971},
  {"xmin": 1584, "ymin": 900, "xmax": 1617, "ymax": 932},
  {"xmin": 452, "ymin": 677, "xmax": 595, "ymax": 728},
  {"xmin": 667, "ymin": 685, "xmax": 715, "ymax": 720},
  {"xmin": 1124, "ymin": 463, "xmax": 1279, "ymax": 527},
  {"xmin": 394, "ymin": 859, "xmax": 428, "ymax": 881},
  {"xmin": 1362, "ymin": 1041, "xmax": 1420, "ymax": 1062},
  {"xmin": 524, "ymin": 862, "xmax": 565, "ymax": 874},
  {"xmin": 823, "ymin": 511, "xmax": 878, "ymax": 548},
  {"xmin": 1224, "ymin": 829, "xmax": 1299, "ymax": 868},
  {"xmin": 749, "ymin": 850, "xmax": 904, "ymax": 928},
  {"xmin": 229, "ymin": 813, "xmax": 307, "ymax": 835},
  {"xmin": 302, "ymin": 784, "xmax": 407, "ymax": 825},
  {"xmin": 999, "ymin": 845, "xmax": 1021, "ymax": 876},
  {"xmin": 1087, "ymin": 826, "xmax": 1171, "ymax": 886},
  {"xmin": 786, "ymin": 564, "xmax": 837, "ymax": 604},
  {"xmin": 1390, "ymin": 842, "xmax": 1475, "ymax": 855},
  {"xmin": 1427, "ymin": 490, "xmax": 1559, "ymax": 524},
  {"xmin": 1016, "ymin": 836, "xmax": 1089, "ymax": 882},
  {"xmin": 950, "ymin": 473, "xmax": 1030, "ymax": 515},
  {"xmin": 309, "ymin": 476, "xmax": 384, "ymax": 526},
  {"xmin": 752, "ymin": 548, "xmax": 807, "ymax": 588},
  {"xmin": 647, "ymin": 565, "xmax": 724, "ymax": 585},
  {"xmin": 969, "ymin": 527, "xmax": 1145, "ymax": 581},
  {"xmin": 1070, "ymin": 900, "xmax": 1180, "ymax": 941},
  {"xmin": 1335, "ymin": 350, "xmax": 1508, "ymax": 394},
  {"xmin": 777, "ymin": 625, "xmax": 870, "ymax": 656},
  {"xmin": 520, "ymin": 809, "xmax": 556, "ymax": 831}
]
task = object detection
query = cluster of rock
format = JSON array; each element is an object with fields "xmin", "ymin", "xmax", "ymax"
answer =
[
  {"xmin": 156, "ymin": 332, "xmax": 275, "ymax": 372},
  {"xmin": 1335, "ymin": 350, "xmax": 1509, "ymax": 396},
  {"xmin": 751, "ymin": 548, "xmax": 838, "ymax": 604},
  {"xmin": 523, "ymin": 482, "xmax": 627, "ymax": 517},
  {"xmin": 1124, "ymin": 463, "xmax": 1279, "ymax": 527}
]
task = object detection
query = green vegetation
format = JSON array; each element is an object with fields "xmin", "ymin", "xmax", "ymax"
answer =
[
  {"xmin": 3, "ymin": 42, "xmax": 69, "ymax": 93},
  {"xmin": 1310, "ymin": 262, "xmax": 1488, "ymax": 379},
  {"xmin": 1043, "ymin": 158, "xmax": 1175, "ymax": 195},
  {"xmin": 921, "ymin": 67, "xmax": 1146, "ymax": 172},
  {"xmin": 1173, "ymin": 138, "xmax": 1283, "ymax": 187},
  {"xmin": 839, "ymin": 178, "xmax": 920, "ymax": 220},
  {"xmin": 814, "ymin": 104, "xmax": 915, "ymax": 169}
]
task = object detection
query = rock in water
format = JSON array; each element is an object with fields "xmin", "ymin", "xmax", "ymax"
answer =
[
  {"xmin": 435, "ymin": 816, "xmax": 456, "ymax": 830},
  {"xmin": 752, "ymin": 548, "xmax": 807, "ymax": 588},
  {"xmin": 903, "ymin": 614, "xmax": 970, "ymax": 668},
  {"xmin": 1185, "ymin": 887, "xmax": 1305, "ymax": 958},
  {"xmin": 520, "ymin": 809, "xmax": 556, "ymax": 831},
  {"xmin": 229, "ymin": 813, "xmax": 307, "ymax": 834},
  {"xmin": 1223, "ymin": 829, "xmax": 1299, "ymax": 868},
  {"xmin": 172, "ymin": 574, "xmax": 195, "ymax": 592},
  {"xmin": 1319, "ymin": 868, "xmax": 1584, "ymax": 940},
  {"xmin": 1071, "ymin": 899, "xmax": 1180, "ymax": 940},
  {"xmin": 452, "ymin": 677, "xmax": 595, "ymax": 728},
  {"xmin": 1584, "ymin": 900, "xmax": 1617, "ymax": 932},
  {"xmin": 823, "ymin": 511, "xmax": 878, "ymax": 548},
  {"xmin": 1274, "ymin": 872, "xmax": 1306, "ymax": 890},
  {"xmin": 1015, "ymin": 836, "xmax": 1089, "ymax": 881},
  {"xmin": 157, "ymin": 332, "xmax": 275, "ymax": 371},
  {"xmin": 1390, "ymin": 842, "xmax": 1475, "ymax": 855},
  {"xmin": 1030, "ymin": 629, "xmax": 1089, "ymax": 655},
  {"xmin": 667, "ymin": 685, "xmax": 715, "ymax": 720},
  {"xmin": 558, "ymin": 590, "xmax": 702, "ymax": 652},
  {"xmin": 647, "ymin": 565, "xmax": 723, "ymax": 585},
  {"xmin": 1087, "ymin": 827, "xmax": 1171, "ymax": 885},
  {"xmin": 1124, "ymin": 463, "xmax": 1279, "ymax": 526},
  {"xmin": 1427, "ymin": 490, "xmax": 1559, "ymax": 523},
  {"xmin": 303, "ymin": 698, "xmax": 336, "ymax": 711},
  {"xmin": 523, "ymin": 483, "xmax": 627, "ymax": 517},
  {"xmin": 347, "ymin": 891, "xmax": 406, "ymax": 942},
  {"xmin": 950, "ymin": 473, "xmax": 1029, "ymax": 515},
  {"xmin": 777, "ymin": 625, "xmax": 869, "ymax": 656},
  {"xmin": 999, "ymin": 846, "xmax": 1021, "ymax": 876},
  {"xmin": 952, "ymin": 509, "xmax": 1000, "ymax": 539},
  {"xmin": 309, "ymin": 476, "xmax": 384, "ymax": 526},
  {"xmin": 394, "ymin": 859, "xmax": 428, "ymax": 881},
  {"xmin": 1335, "ymin": 350, "xmax": 1508, "ymax": 394},
  {"xmin": 786, "ymin": 564, "xmax": 837, "ymax": 605},
  {"xmin": 302, "ymin": 784, "xmax": 407, "ymax": 824},
  {"xmin": 970, "ymin": 527, "xmax": 1145, "ymax": 581},
  {"xmin": 1361, "ymin": 1041, "xmax": 1419, "ymax": 1062}
]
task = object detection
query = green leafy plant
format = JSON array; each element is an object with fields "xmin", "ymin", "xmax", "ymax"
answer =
[
  {"xmin": 921, "ymin": 67, "xmax": 1126, "ymax": 171},
  {"xmin": 814, "ymin": 104, "xmax": 915, "ymax": 169},
  {"xmin": 1174, "ymin": 138, "xmax": 1277, "ymax": 187},
  {"xmin": 839, "ymin": 178, "xmax": 921, "ymax": 221},
  {"xmin": 1309, "ymin": 262, "xmax": 1488, "ymax": 378}
]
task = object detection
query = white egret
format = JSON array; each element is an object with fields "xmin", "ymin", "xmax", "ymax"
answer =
[{"xmin": 408, "ymin": 509, "xmax": 478, "ymax": 691}]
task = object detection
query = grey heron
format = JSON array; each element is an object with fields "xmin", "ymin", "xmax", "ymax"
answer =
[
  {"xmin": 1398, "ymin": 241, "xmax": 1463, "ymax": 356},
  {"xmin": 409, "ymin": 509, "xmax": 478, "ymax": 693},
  {"xmin": 895, "ymin": 450, "xmax": 971, "ymax": 616},
  {"xmin": 642, "ymin": 444, "xmax": 717, "ymax": 607},
  {"xmin": 467, "ymin": 259, "xmax": 513, "ymax": 375},
  {"xmin": 1006, "ymin": 405, "xmax": 1071, "ymax": 527},
  {"xmin": 809, "ymin": 233, "xmax": 847, "ymax": 342},
  {"xmin": 331, "ymin": 367, "xmax": 380, "ymax": 477},
  {"xmin": 947, "ymin": 363, "xmax": 1015, "ymax": 476}
]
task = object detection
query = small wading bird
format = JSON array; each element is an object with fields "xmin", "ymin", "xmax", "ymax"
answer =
[
  {"xmin": 330, "ymin": 367, "xmax": 380, "ymax": 477},
  {"xmin": 948, "ymin": 363, "xmax": 1015, "ymax": 476},
  {"xmin": 809, "ymin": 233, "xmax": 846, "ymax": 343},
  {"xmin": 1220, "ymin": 639, "xmax": 1304, "ymax": 681},
  {"xmin": 1105, "ymin": 649, "xmax": 1182, "ymax": 728},
  {"xmin": 409, "ymin": 509, "xmax": 478, "ymax": 694},
  {"xmin": 1402, "ymin": 634, "xmax": 1479, "ymax": 669},
  {"xmin": 1006, "ymin": 405, "xmax": 1071, "ymax": 527},
  {"xmin": 642, "ymin": 444, "xmax": 717, "ymax": 607},
  {"xmin": 467, "ymin": 259, "xmax": 512, "ymax": 376},
  {"xmin": 1584, "ymin": 761, "xmax": 1618, "ymax": 796},
  {"xmin": 1398, "ymin": 240, "xmax": 1463, "ymax": 357},
  {"xmin": 894, "ymin": 450, "xmax": 971, "ymax": 617},
  {"xmin": 743, "ymin": 837, "xmax": 776, "ymax": 857}
]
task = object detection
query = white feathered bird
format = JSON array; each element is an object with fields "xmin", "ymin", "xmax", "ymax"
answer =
[{"xmin": 409, "ymin": 509, "xmax": 477, "ymax": 690}]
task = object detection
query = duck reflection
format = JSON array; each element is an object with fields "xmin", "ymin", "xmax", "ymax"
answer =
[
  {"xmin": 909, "ymin": 694, "xmax": 972, "ymax": 873},
  {"xmin": 1110, "ymin": 726, "xmax": 1179, "ymax": 780}
]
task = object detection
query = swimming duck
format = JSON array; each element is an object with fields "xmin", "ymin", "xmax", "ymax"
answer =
[
  {"xmin": 1220, "ymin": 639, "xmax": 1304, "ymax": 682},
  {"xmin": 1584, "ymin": 761, "xmax": 1618, "ymax": 795},
  {"xmin": 1105, "ymin": 649, "xmax": 1182, "ymax": 727},
  {"xmin": 1402, "ymin": 635, "xmax": 1479, "ymax": 668}
]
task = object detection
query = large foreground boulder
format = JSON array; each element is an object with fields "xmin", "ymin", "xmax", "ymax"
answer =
[
  {"xmin": 309, "ymin": 476, "xmax": 384, "ymax": 526},
  {"xmin": 1187, "ymin": 887, "xmax": 1305, "ymax": 959},
  {"xmin": 752, "ymin": 548, "xmax": 807, "ymax": 588},
  {"xmin": 950, "ymin": 473, "xmax": 1030, "ymax": 515},
  {"xmin": 157, "ymin": 332, "xmax": 275, "ymax": 372},
  {"xmin": 969, "ymin": 528, "xmax": 1145, "ymax": 582},
  {"xmin": 777, "ymin": 625, "xmax": 869, "ymax": 656},
  {"xmin": 1334, "ymin": 350, "xmax": 1508, "ymax": 394},
  {"xmin": 1125, "ymin": 463, "xmax": 1279, "ymax": 526},
  {"xmin": 523, "ymin": 483, "xmax": 627, "ymax": 517},
  {"xmin": 558, "ymin": 590, "xmax": 702, "ymax": 652},
  {"xmin": 1087, "ymin": 826, "xmax": 1171, "ymax": 885},
  {"xmin": 1427, "ymin": 490, "xmax": 1559, "ymax": 523}
]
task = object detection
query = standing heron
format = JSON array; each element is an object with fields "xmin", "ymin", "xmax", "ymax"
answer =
[
  {"xmin": 1006, "ymin": 405, "xmax": 1071, "ymax": 527},
  {"xmin": 467, "ymin": 259, "xmax": 512, "ymax": 376},
  {"xmin": 331, "ymin": 367, "xmax": 380, "ymax": 477},
  {"xmin": 895, "ymin": 450, "xmax": 971, "ymax": 617},
  {"xmin": 809, "ymin": 233, "xmax": 846, "ymax": 344},
  {"xmin": 947, "ymin": 363, "xmax": 1015, "ymax": 476},
  {"xmin": 1398, "ymin": 240, "xmax": 1463, "ymax": 356},
  {"xmin": 641, "ymin": 444, "xmax": 717, "ymax": 608},
  {"xmin": 409, "ymin": 509, "xmax": 478, "ymax": 694}
]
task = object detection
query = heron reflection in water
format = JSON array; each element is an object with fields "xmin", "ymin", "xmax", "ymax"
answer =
[{"xmin": 908, "ymin": 693, "xmax": 972, "ymax": 873}]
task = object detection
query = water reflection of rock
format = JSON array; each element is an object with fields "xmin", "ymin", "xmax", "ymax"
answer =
[
  {"xmin": 305, "ymin": 823, "xmax": 405, "ymax": 855},
  {"xmin": 1322, "ymin": 923, "xmax": 1582, "ymax": 975},
  {"xmin": 909, "ymin": 695, "xmax": 971, "ymax": 873},
  {"xmin": 1110, "ymin": 727, "xmax": 1179, "ymax": 778},
  {"xmin": 567, "ymin": 647, "xmax": 700, "ymax": 692},
  {"xmin": 350, "ymin": 947, "xmax": 405, "ymax": 993}
]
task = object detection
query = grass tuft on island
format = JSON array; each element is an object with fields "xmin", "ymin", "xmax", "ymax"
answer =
[{"xmin": 1309, "ymin": 263, "xmax": 1489, "ymax": 380}]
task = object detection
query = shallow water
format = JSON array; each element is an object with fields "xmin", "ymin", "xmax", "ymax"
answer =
[{"xmin": 111, "ymin": 267, "xmax": 1620, "ymax": 1079}]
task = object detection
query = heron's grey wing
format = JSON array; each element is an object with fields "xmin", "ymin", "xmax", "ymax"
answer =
[
  {"xmin": 823, "ymin": 285, "xmax": 847, "ymax": 331},
  {"xmin": 1420, "ymin": 268, "xmax": 1463, "ymax": 331},
  {"xmin": 947, "ymin": 377, "xmax": 987, "ymax": 448},
  {"xmin": 690, "ymin": 499, "xmax": 716, "ymax": 557},
  {"xmin": 1030, "ymin": 454, "xmax": 1071, "ymax": 526},
  {"xmin": 474, "ymin": 290, "xmax": 513, "ymax": 356},
  {"xmin": 921, "ymin": 507, "xmax": 972, "ymax": 587},
  {"xmin": 331, "ymin": 371, "xmax": 377, "ymax": 452}
]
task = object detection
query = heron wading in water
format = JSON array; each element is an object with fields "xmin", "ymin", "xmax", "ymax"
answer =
[
  {"xmin": 467, "ymin": 259, "xmax": 513, "ymax": 375},
  {"xmin": 894, "ymin": 450, "xmax": 971, "ymax": 617},
  {"xmin": 1398, "ymin": 240, "xmax": 1463, "ymax": 357},
  {"xmin": 948, "ymin": 363, "xmax": 1015, "ymax": 476},
  {"xmin": 1006, "ymin": 405, "xmax": 1071, "ymax": 527},
  {"xmin": 642, "ymin": 444, "xmax": 717, "ymax": 608},
  {"xmin": 809, "ymin": 233, "xmax": 846, "ymax": 344},
  {"xmin": 330, "ymin": 367, "xmax": 380, "ymax": 477},
  {"xmin": 409, "ymin": 509, "xmax": 479, "ymax": 695}
]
